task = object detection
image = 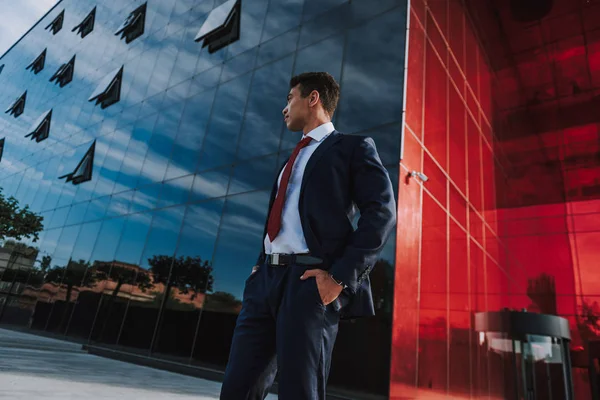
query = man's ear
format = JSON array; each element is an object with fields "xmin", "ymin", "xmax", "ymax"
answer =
[{"xmin": 308, "ymin": 90, "xmax": 320, "ymax": 108}]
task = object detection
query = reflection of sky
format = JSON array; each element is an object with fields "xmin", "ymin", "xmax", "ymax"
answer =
[
  {"xmin": 0, "ymin": 0, "xmax": 59, "ymax": 56},
  {"xmin": 211, "ymin": 191, "xmax": 270, "ymax": 299},
  {"xmin": 0, "ymin": 0, "xmax": 405, "ymax": 304}
]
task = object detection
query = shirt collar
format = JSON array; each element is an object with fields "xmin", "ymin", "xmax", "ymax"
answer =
[{"xmin": 302, "ymin": 122, "xmax": 335, "ymax": 143}]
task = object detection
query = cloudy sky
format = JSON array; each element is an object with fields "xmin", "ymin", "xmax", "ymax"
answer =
[{"xmin": 0, "ymin": 0, "xmax": 59, "ymax": 57}]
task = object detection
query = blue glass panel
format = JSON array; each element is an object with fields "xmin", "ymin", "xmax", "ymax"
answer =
[
  {"xmin": 158, "ymin": 175, "xmax": 194, "ymax": 208},
  {"xmin": 302, "ymin": 0, "xmax": 347, "ymax": 22},
  {"xmin": 164, "ymin": 88, "xmax": 217, "ymax": 181},
  {"xmin": 189, "ymin": 167, "xmax": 231, "ymax": 203},
  {"xmin": 228, "ymin": 155, "xmax": 278, "ymax": 195},
  {"xmin": 210, "ymin": 190, "xmax": 269, "ymax": 300},
  {"xmin": 336, "ymin": 8, "xmax": 407, "ymax": 133},
  {"xmin": 261, "ymin": 0, "xmax": 304, "ymax": 42},
  {"xmin": 237, "ymin": 55, "xmax": 294, "ymax": 160},
  {"xmin": 196, "ymin": 73, "xmax": 252, "ymax": 171},
  {"xmin": 256, "ymin": 29, "xmax": 299, "ymax": 68}
]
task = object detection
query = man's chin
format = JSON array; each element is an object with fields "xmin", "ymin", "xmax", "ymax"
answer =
[{"xmin": 286, "ymin": 123, "xmax": 302, "ymax": 133}]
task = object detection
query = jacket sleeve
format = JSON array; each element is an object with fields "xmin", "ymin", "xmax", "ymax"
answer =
[{"xmin": 328, "ymin": 137, "xmax": 397, "ymax": 294}]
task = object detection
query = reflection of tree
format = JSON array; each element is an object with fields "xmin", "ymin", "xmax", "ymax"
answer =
[
  {"xmin": 148, "ymin": 290, "xmax": 195, "ymax": 312},
  {"xmin": 148, "ymin": 255, "xmax": 213, "ymax": 297},
  {"xmin": 204, "ymin": 291, "xmax": 242, "ymax": 313},
  {"xmin": 0, "ymin": 188, "xmax": 44, "ymax": 243},
  {"xmin": 39, "ymin": 255, "xmax": 52, "ymax": 273},
  {"xmin": 42, "ymin": 258, "xmax": 98, "ymax": 331},
  {"xmin": 578, "ymin": 300, "xmax": 600, "ymax": 343},
  {"xmin": 44, "ymin": 259, "xmax": 95, "ymax": 303},
  {"xmin": 94, "ymin": 261, "xmax": 153, "ymax": 300},
  {"xmin": 148, "ymin": 254, "xmax": 214, "ymax": 317},
  {"xmin": 0, "ymin": 246, "xmax": 38, "ymax": 322},
  {"xmin": 527, "ymin": 273, "xmax": 557, "ymax": 315}
]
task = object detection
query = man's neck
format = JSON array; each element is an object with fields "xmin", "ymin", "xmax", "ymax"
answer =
[{"xmin": 302, "ymin": 118, "xmax": 331, "ymax": 136}]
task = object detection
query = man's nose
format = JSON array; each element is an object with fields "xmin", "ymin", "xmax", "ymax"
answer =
[{"xmin": 282, "ymin": 107, "xmax": 288, "ymax": 116}]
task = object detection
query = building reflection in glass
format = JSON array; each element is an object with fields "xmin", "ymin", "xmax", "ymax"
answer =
[{"xmin": 0, "ymin": 0, "xmax": 409, "ymax": 396}]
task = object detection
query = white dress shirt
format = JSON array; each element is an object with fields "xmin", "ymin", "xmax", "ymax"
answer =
[{"xmin": 264, "ymin": 122, "xmax": 335, "ymax": 255}]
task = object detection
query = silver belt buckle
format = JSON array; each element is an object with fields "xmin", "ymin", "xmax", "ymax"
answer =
[{"xmin": 272, "ymin": 254, "xmax": 280, "ymax": 266}]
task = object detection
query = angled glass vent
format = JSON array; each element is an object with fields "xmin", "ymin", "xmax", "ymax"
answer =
[
  {"xmin": 88, "ymin": 66, "xmax": 123, "ymax": 109},
  {"xmin": 115, "ymin": 2, "xmax": 147, "ymax": 44},
  {"xmin": 194, "ymin": 0, "xmax": 241, "ymax": 54},
  {"xmin": 72, "ymin": 7, "xmax": 96, "ymax": 38},
  {"xmin": 25, "ymin": 109, "xmax": 52, "ymax": 143},
  {"xmin": 45, "ymin": 10, "xmax": 64, "ymax": 35},
  {"xmin": 0, "ymin": 64, "xmax": 4, "ymax": 75},
  {"xmin": 0, "ymin": 138, "xmax": 4, "ymax": 162},
  {"xmin": 59, "ymin": 141, "xmax": 95, "ymax": 185},
  {"xmin": 26, "ymin": 49, "xmax": 47, "ymax": 74},
  {"xmin": 5, "ymin": 91, "xmax": 27, "ymax": 118},
  {"xmin": 50, "ymin": 55, "xmax": 75, "ymax": 87}
]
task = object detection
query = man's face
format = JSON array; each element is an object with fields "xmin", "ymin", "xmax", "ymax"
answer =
[{"xmin": 282, "ymin": 85, "xmax": 309, "ymax": 132}]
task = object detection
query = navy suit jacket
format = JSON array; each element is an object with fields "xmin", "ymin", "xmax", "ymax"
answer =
[{"xmin": 256, "ymin": 130, "xmax": 397, "ymax": 319}]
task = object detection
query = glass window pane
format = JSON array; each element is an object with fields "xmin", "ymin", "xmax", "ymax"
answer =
[
  {"xmin": 158, "ymin": 175, "xmax": 194, "ymax": 208},
  {"xmin": 118, "ymin": 206, "xmax": 186, "ymax": 352},
  {"xmin": 114, "ymin": 114, "xmax": 158, "ymax": 191},
  {"xmin": 189, "ymin": 167, "xmax": 231, "ymax": 202},
  {"xmin": 237, "ymin": 55, "xmax": 294, "ymax": 160},
  {"xmin": 192, "ymin": 191, "xmax": 269, "ymax": 367},
  {"xmin": 196, "ymin": 73, "xmax": 252, "ymax": 171},
  {"xmin": 261, "ymin": 0, "xmax": 304, "ymax": 42},
  {"xmin": 256, "ymin": 29, "xmax": 299, "ymax": 68},
  {"xmin": 88, "ymin": 214, "xmax": 147, "ymax": 345},
  {"xmin": 66, "ymin": 202, "xmax": 90, "ymax": 226},
  {"xmin": 164, "ymin": 89, "xmax": 217, "ymax": 181},
  {"xmin": 138, "ymin": 105, "xmax": 183, "ymax": 186},
  {"xmin": 224, "ymin": 0, "xmax": 268, "ymax": 58},
  {"xmin": 302, "ymin": 0, "xmax": 346, "ymax": 22},
  {"xmin": 50, "ymin": 222, "xmax": 102, "ymax": 336},
  {"xmin": 228, "ymin": 155, "xmax": 278, "ymax": 195},
  {"xmin": 152, "ymin": 199, "xmax": 225, "ymax": 359},
  {"xmin": 336, "ymin": 8, "xmax": 407, "ymax": 133},
  {"xmin": 130, "ymin": 183, "xmax": 161, "ymax": 214},
  {"xmin": 294, "ymin": 34, "xmax": 344, "ymax": 80},
  {"xmin": 106, "ymin": 190, "xmax": 135, "ymax": 217}
]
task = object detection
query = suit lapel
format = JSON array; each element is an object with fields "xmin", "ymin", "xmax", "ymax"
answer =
[{"xmin": 300, "ymin": 130, "xmax": 343, "ymax": 197}]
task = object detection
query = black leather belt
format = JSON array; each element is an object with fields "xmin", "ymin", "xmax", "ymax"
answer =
[{"xmin": 266, "ymin": 253, "xmax": 324, "ymax": 267}]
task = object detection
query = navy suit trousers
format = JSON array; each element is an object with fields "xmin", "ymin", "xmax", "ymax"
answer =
[{"xmin": 220, "ymin": 262, "xmax": 347, "ymax": 400}]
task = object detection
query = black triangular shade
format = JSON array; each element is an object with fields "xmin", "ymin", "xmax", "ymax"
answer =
[
  {"xmin": 59, "ymin": 141, "xmax": 95, "ymax": 185},
  {"xmin": 26, "ymin": 49, "xmax": 47, "ymax": 74},
  {"xmin": 72, "ymin": 7, "xmax": 96, "ymax": 38},
  {"xmin": 0, "ymin": 138, "xmax": 4, "ymax": 162},
  {"xmin": 45, "ymin": 10, "xmax": 64, "ymax": 35},
  {"xmin": 5, "ymin": 91, "xmax": 27, "ymax": 118},
  {"xmin": 88, "ymin": 66, "xmax": 123, "ymax": 109},
  {"xmin": 0, "ymin": 64, "xmax": 4, "ymax": 75},
  {"xmin": 115, "ymin": 2, "xmax": 147, "ymax": 44},
  {"xmin": 194, "ymin": 0, "xmax": 241, "ymax": 54},
  {"xmin": 49, "ymin": 55, "xmax": 75, "ymax": 87},
  {"xmin": 25, "ymin": 110, "xmax": 52, "ymax": 143}
]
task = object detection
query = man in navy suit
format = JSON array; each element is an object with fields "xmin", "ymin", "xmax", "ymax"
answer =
[{"xmin": 220, "ymin": 72, "xmax": 396, "ymax": 400}]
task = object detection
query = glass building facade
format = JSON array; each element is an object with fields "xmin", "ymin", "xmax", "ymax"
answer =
[
  {"xmin": 4, "ymin": 0, "xmax": 600, "ymax": 399},
  {"xmin": 0, "ymin": 0, "xmax": 406, "ymax": 397}
]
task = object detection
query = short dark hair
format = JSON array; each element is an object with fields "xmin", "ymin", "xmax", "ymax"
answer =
[{"xmin": 290, "ymin": 72, "xmax": 340, "ymax": 116}]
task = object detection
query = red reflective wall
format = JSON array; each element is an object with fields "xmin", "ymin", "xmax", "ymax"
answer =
[{"xmin": 392, "ymin": 0, "xmax": 600, "ymax": 398}]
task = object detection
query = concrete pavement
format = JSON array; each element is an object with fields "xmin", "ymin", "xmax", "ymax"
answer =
[{"xmin": 0, "ymin": 328, "xmax": 276, "ymax": 400}]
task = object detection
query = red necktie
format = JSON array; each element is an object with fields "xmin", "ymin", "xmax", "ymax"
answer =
[{"xmin": 267, "ymin": 136, "xmax": 313, "ymax": 241}]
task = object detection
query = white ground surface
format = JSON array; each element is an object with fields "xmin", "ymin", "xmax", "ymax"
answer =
[{"xmin": 0, "ymin": 328, "xmax": 276, "ymax": 400}]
